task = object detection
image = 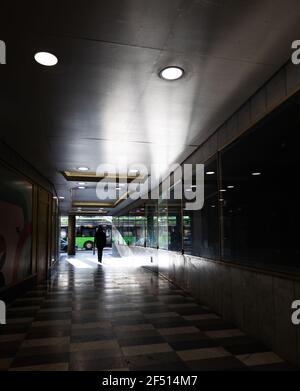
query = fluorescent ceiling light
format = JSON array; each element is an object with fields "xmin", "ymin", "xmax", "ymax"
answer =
[
  {"xmin": 34, "ymin": 52, "xmax": 58, "ymax": 66},
  {"xmin": 77, "ymin": 167, "xmax": 89, "ymax": 171},
  {"xmin": 252, "ymin": 172, "xmax": 261, "ymax": 176},
  {"xmin": 206, "ymin": 171, "xmax": 215, "ymax": 175},
  {"xmin": 160, "ymin": 66, "xmax": 184, "ymax": 81},
  {"xmin": 59, "ymin": 196, "xmax": 65, "ymax": 200},
  {"xmin": 78, "ymin": 182, "xmax": 86, "ymax": 185},
  {"xmin": 227, "ymin": 185, "xmax": 235, "ymax": 189},
  {"xmin": 78, "ymin": 186, "xmax": 86, "ymax": 190}
]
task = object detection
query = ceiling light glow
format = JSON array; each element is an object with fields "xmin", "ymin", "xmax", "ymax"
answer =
[
  {"xmin": 77, "ymin": 167, "xmax": 89, "ymax": 171},
  {"xmin": 34, "ymin": 52, "xmax": 58, "ymax": 66},
  {"xmin": 160, "ymin": 66, "xmax": 184, "ymax": 81}
]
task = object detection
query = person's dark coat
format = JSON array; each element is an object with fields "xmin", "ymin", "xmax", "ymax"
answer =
[{"xmin": 95, "ymin": 227, "xmax": 106, "ymax": 249}]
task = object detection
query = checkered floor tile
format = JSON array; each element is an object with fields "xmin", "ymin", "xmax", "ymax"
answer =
[{"xmin": 0, "ymin": 251, "xmax": 294, "ymax": 371}]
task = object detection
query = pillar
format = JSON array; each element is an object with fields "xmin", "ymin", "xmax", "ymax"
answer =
[{"xmin": 68, "ymin": 214, "xmax": 76, "ymax": 256}]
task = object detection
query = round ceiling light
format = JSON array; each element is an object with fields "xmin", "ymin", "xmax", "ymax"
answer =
[
  {"xmin": 34, "ymin": 52, "xmax": 58, "ymax": 66},
  {"xmin": 159, "ymin": 66, "xmax": 184, "ymax": 81}
]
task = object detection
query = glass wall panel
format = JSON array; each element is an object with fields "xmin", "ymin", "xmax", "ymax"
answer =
[
  {"xmin": 158, "ymin": 190, "xmax": 168, "ymax": 250},
  {"xmin": 221, "ymin": 102, "xmax": 300, "ymax": 268},
  {"xmin": 168, "ymin": 184, "xmax": 182, "ymax": 252},
  {"xmin": 145, "ymin": 202, "xmax": 158, "ymax": 248},
  {"xmin": 183, "ymin": 157, "xmax": 219, "ymax": 259},
  {"xmin": 112, "ymin": 217, "xmax": 118, "ymax": 244},
  {"xmin": 135, "ymin": 206, "xmax": 146, "ymax": 246}
]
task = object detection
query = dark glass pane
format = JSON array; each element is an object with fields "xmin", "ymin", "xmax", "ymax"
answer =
[
  {"xmin": 221, "ymin": 102, "xmax": 300, "ymax": 269},
  {"xmin": 168, "ymin": 186, "xmax": 182, "ymax": 252},
  {"xmin": 183, "ymin": 158, "xmax": 219, "ymax": 259}
]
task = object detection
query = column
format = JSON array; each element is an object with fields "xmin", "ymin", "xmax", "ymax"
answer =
[{"xmin": 67, "ymin": 214, "xmax": 76, "ymax": 256}]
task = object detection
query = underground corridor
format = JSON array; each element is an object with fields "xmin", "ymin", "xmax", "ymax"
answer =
[{"xmin": 1, "ymin": 0, "xmax": 300, "ymax": 378}]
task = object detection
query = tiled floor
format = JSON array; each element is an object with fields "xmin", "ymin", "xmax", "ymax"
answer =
[{"xmin": 0, "ymin": 251, "xmax": 294, "ymax": 371}]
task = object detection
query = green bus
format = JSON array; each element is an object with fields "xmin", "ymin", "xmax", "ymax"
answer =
[{"xmin": 60, "ymin": 224, "xmax": 112, "ymax": 251}]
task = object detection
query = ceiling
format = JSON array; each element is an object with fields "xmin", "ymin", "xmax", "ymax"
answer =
[{"xmin": 1, "ymin": 0, "xmax": 300, "ymax": 214}]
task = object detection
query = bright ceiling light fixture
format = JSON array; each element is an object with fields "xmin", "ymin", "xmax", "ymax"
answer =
[
  {"xmin": 252, "ymin": 172, "xmax": 262, "ymax": 176},
  {"xmin": 206, "ymin": 171, "xmax": 215, "ymax": 175},
  {"xmin": 78, "ymin": 186, "xmax": 86, "ymax": 190},
  {"xmin": 34, "ymin": 52, "xmax": 58, "ymax": 66},
  {"xmin": 78, "ymin": 182, "xmax": 86, "ymax": 185},
  {"xmin": 160, "ymin": 66, "xmax": 184, "ymax": 81},
  {"xmin": 77, "ymin": 167, "xmax": 89, "ymax": 171}
]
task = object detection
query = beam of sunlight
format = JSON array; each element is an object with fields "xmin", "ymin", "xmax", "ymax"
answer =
[
  {"xmin": 66, "ymin": 258, "xmax": 93, "ymax": 269},
  {"xmin": 86, "ymin": 257, "xmax": 102, "ymax": 265}
]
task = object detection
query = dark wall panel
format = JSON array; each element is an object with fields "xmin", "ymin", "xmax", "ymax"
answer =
[{"xmin": 0, "ymin": 162, "xmax": 32, "ymax": 290}]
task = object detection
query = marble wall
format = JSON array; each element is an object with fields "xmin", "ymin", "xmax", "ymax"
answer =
[{"xmin": 114, "ymin": 243, "xmax": 300, "ymax": 367}]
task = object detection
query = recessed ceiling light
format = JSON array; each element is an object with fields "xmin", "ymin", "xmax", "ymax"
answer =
[
  {"xmin": 78, "ymin": 186, "xmax": 86, "ymax": 190},
  {"xmin": 206, "ymin": 171, "xmax": 215, "ymax": 175},
  {"xmin": 34, "ymin": 52, "xmax": 58, "ymax": 66},
  {"xmin": 77, "ymin": 167, "xmax": 89, "ymax": 171},
  {"xmin": 78, "ymin": 182, "xmax": 86, "ymax": 185},
  {"xmin": 252, "ymin": 172, "xmax": 261, "ymax": 176},
  {"xmin": 227, "ymin": 185, "xmax": 235, "ymax": 189},
  {"xmin": 220, "ymin": 189, "xmax": 226, "ymax": 192},
  {"xmin": 160, "ymin": 66, "xmax": 184, "ymax": 81}
]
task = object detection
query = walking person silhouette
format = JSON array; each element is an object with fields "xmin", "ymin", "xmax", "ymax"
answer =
[{"xmin": 94, "ymin": 225, "xmax": 106, "ymax": 264}]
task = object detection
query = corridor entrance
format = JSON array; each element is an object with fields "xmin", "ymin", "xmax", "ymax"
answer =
[{"xmin": 60, "ymin": 216, "xmax": 112, "ymax": 256}]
